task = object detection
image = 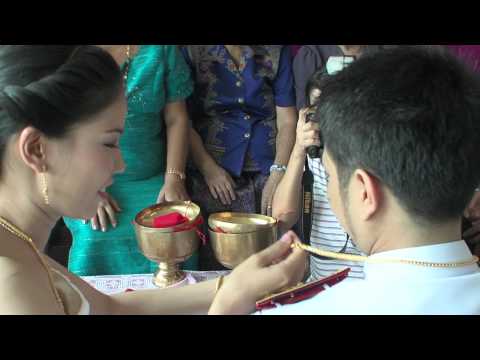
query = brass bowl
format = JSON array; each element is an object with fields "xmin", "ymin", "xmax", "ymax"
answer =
[
  {"xmin": 134, "ymin": 226, "xmax": 199, "ymax": 264},
  {"xmin": 136, "ymin": 201, "xmax": 201, "ymax": 233},
  {"xmin": 208, "ymin": 226, "xmax": 277, "ymax": 269},
  {"xmin": 208, "ymin": 212, "xmax": 277, "ymax": 234},
  {"xmin": 133, "ymin": 202, "xmax": 201, "ymax": 288}
]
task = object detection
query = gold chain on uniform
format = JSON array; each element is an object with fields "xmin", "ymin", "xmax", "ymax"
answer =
[
  {"xmin": 0, "ymin": 216, "xmax": 66, "ymax": 313},
  {"xmin": 294, "ymin": 242, "xmax": 479, "ymax": 268}
]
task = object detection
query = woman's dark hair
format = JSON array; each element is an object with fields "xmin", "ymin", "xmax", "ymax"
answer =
[
  {"xmin": 316, "ymin": 45, "xmax": 480, "ymax": 224},
  {"xmin": 0, "ymin": 45, "xmax": 123, "ymax": 176},
  {"xmin": 305, "ymin": 68, "xmax": 330, "ymax": 106},
  {"xmin": 306, "ymin": 46, "xmax": 410, "ymax": 105}
]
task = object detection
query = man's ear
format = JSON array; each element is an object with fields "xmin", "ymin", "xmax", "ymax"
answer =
[
  {"xmin": 17, "ymin": 126, "xmax": 48, "ymax": 173},
  {"xmin": 352, "ymin": 169, "xmax": 383, "ymax": 221}
]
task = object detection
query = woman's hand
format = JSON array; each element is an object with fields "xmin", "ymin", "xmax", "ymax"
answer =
[
  {"xmin": 87, "ymin": 191, "xmax": 121, "ymax": 232},
  {"xmin": 295, "ymin": 107, "xmax": 321, "ymax": 153},
  {"xmin": 208, "ymin": 231, "xmax": 308, "ymax": 315},
  {"xmin": 202, "ymin": 162, "xmax": 237, "ymax": 206},
  {"xmin": 157, "ymin": 175, "xmax": 190, "ymax": 203}
]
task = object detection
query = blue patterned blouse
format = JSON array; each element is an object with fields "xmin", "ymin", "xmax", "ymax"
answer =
[{"xmin": 181, "ymin": 45, "xmax": 296, "ymax": 177}]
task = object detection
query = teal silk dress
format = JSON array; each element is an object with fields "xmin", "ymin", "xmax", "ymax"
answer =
[{"xmin": 64, "ymin": 45, "xmax": 197, "ymax": 276}]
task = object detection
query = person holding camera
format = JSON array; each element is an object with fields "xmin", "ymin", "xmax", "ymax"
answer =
[
  {"xmin": 292, "ymin": 45, "xmax": 402, "ymax": 110},
  {"xmin": 272, "ymin": 67, "xmax": 365, "ymax": 282},
  {"xmin": 279, "ymin": 45, "xmax": 405, "ymax": 281}
]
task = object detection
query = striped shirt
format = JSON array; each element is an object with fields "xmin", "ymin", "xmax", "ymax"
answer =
[{"xmin": 307, "ymin": 156, "xmax": 365, "ymax": 281}]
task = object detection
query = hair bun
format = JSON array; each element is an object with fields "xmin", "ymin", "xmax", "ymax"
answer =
[
  {"xmin": 1, "ymin": 84, "xmax": 69, "ymax": 135},
  {"xmin": 0, "ymin": 85, "xmax": 29, "ymax": 124}
]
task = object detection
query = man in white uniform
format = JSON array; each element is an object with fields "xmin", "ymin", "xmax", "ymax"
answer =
[{"xmin": 209, "ymin": 45, "xmax": 480, "ymax": 315}]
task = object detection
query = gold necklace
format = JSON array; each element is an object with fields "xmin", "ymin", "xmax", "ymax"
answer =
[
  {"xmin": 295, "ymin": 242, "xmax": 480, "ymax": 269},
  {"xmin": 0, "ymin": 216, "xmax": 66, "ymax": 313}
]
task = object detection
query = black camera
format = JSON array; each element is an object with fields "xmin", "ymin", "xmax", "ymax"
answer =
[{"xmin": 304, "ymin": 106, "xmax": 322, "ymax": 159}]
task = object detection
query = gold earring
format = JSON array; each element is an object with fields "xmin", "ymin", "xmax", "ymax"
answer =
[{"xmin": 40, "ymin": 166, "xmax": 49, "ymax": 206}]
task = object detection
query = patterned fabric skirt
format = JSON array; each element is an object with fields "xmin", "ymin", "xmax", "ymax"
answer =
[{"xmin": 187, "ymin": 170, "xmax": 268, "ymax": 270}]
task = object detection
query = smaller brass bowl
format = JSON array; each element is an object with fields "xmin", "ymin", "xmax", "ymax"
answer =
[
  {"xmin": 208, "ymin": 212, "xmax": 277, "ymax": 234},
  {"xmin": 136, "ymin": 201, "xmax": 201, "ymax": 233},
  {"xmin": 133, "ymin": 201, "xmax": 201, "ymax": 288},
  {"xmin": 208, "ymin": 226, "xmax": 277, "ymax": 269}
]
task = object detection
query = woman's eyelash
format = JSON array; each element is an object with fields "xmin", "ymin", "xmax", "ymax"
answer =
[{"xmin": 104, "ymin": 143, "xmax": 119, "ymax": 149}]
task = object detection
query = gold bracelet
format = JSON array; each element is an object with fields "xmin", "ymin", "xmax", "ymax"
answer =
[
  {"xmin": 215, "ymin": 275, "xmax": 225, "ymax": 294},
  {"xmin": 166, "ymin": 168, "xmax": 186, "ymax": 180}
]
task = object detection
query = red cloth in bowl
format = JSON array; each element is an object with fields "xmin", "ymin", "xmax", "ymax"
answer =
[
  {"xmin": 151, "ymin": 212, "xmax": 207, "ymax": 245},
  {"xmin": 153, "ymin": 212, "xmax": 189, "ymax": 228}
]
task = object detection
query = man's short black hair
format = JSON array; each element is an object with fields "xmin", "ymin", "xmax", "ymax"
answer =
[{"xmin": 316, "ymin": 45, "xmax": 480, "ymax": 223}]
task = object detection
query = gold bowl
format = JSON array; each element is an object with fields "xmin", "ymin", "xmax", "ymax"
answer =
[
  {"xmin": 135, "ymin": 201, "xmax": 201, "ymax": 233},
  {"xmin": 208, "ymin": 212, "xmax": 277, "ymax": 234},
  {"xmin": 208, "ymin": 226, "xmax": 277, "ymax": 269},
  {"xmin": 133, "ymin": 201, "xmax": 201, "ymax": 288}
]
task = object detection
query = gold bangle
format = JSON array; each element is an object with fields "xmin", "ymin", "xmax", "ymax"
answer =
[
  {"xmin": 166, "ymin": 168, "xmax": 186, "ymax": 180},
  {"xmin": 215, "ymin": 275, "xmax": 224, "ymax": 294}
]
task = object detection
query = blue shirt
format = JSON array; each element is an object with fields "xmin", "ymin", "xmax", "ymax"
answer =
[{"xmin": 181, "ymin": 45, "xmax": 296, "ymax": 177}]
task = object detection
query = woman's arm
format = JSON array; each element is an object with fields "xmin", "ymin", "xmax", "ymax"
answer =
[
  {"xmin": 261, "ymin": 46, "xmax": 299, "ymax": 215},
  {"xmin": 189, "ymin": 127, "xmax": 237, "ymax": 205},
  {"xmin": 158, "ymin": 100, "xmax": 190, "ymax": 202},
  {"xmin": 45, "ymin": 255, "xmax": 217, "ymax": 315},
  {"xmin": 273, "ymin": 106, "xmax": 297, "ymax": 167},
  {"xmin": 11, "ymin": 232, "xmax": 306, "ymax": 315},
  {"xmin": 261, "ymin": 106, "xmax": 298, "ymax": 216},
  {"xmin": 108, "ymin": 279, "xmax": 217, "ymax": 315},
  {"xmin": 272, "ymin": 108, "xmax": 320, "ymax": 233},
  {"xmin": 108, "ymin": 232, "xmax": 306, "ymax": 315},
  {"xmin": 158, "ymin": 46, "xmax": 195, "ymax": 202},
  {"xmin": 46, "ymin": 236, "xmax": 305, "ymax": 315},
  {"xmin": 165, "ymin": 101, "xmax": 189, "ymax": 174},
  {"xmin": 189, "ymin": 127, "xmax": 218, "ymax": 175},
  {"xmin": 272, "ymin": 143, "xmax": 305, "ymax": 233}
]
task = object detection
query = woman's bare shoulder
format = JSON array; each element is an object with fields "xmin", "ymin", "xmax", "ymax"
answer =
[
  {"xmin": 0, "ymin": 255, "xmax": 64, "ymax": 315},
  {"xmin": 45, "ymin": 257, "xmax": 111, "ymax": 314}
]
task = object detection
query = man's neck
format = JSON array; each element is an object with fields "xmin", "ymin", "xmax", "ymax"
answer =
[{"xmin": 368, "ymin": 218, "xmax": 462, "ymax": 255}]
